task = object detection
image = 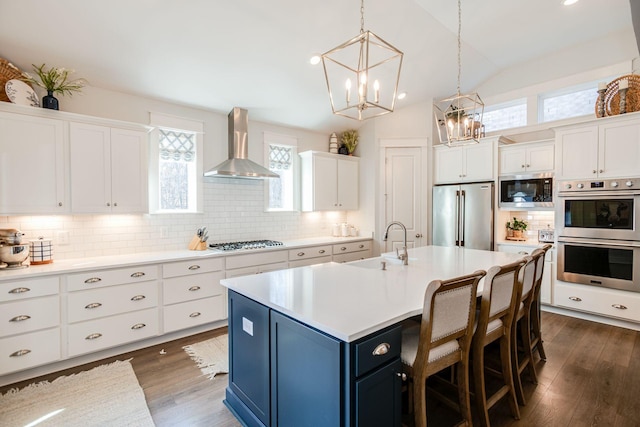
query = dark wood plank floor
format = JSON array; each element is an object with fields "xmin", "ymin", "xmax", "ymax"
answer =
[{"xmin": 2, "ymin": 312, "xmax": 640, "ymax": 426}]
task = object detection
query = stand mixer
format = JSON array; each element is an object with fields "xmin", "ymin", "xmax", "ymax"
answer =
[{"xmin": 0, "ymin": 229, "xmax": 30, "ymax": 269}]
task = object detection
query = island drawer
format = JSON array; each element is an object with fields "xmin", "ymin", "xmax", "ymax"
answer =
[{"xmin": 353, "ymin": 325, "xmax": 402, "ymax": 377}]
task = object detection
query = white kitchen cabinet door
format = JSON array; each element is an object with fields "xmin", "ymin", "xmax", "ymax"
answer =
[
  {"xmin": 300, "ymin": 151, "xmax": 359, "ymax": 211},
  {"xmin": 70, "ymin": 122, "xmax": 147, "ymax": 213},
  {"xmin": 556, "ymin": 126, "xmax": 599, "ymax": 179},
  {"xmin": 598, "ymin": 120, "xmax": 640, "ymax": 179},
  {"xmin": 0, "ymin": 112, "xmax": 67, "ymax": 214},
  {"xmin": 499, "ymin": 141, "xmax": 554, "ymax": 175},
  {"xmin": 434, "ymin": 141, "xmax": 493, "ymax": 184}
]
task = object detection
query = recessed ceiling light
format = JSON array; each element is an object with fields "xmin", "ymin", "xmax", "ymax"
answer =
[
  {"xmin": 397, "ymin": 91, "xmax": 407, "ymax": 100},
  {"xmin": 562, "ymin": 0, "xmax": 579, "ymax": 5},
  {"xmin": 309, "ymin": 55, "xmax": 321, "ymax": 65}
]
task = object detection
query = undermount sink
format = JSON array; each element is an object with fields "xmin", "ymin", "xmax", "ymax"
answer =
[{"xmin": 349, "ymin": 256, "xmax": 417, "ymax": 270}]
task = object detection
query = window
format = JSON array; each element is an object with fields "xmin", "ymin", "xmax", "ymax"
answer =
[
  {"xmin": 149, "ymin": 113, "xmax": 203, "ymax": 213},
  {"xmin": 264, "ymin": 132, "xmax": 298, "ymax": 211},
  {"xmin": 539, "ymin": 82, "xmax": 599, "ymax": 122},
  {"xmin": 482, "ymin": 98, "xmax": 527, "ymax": 132}
]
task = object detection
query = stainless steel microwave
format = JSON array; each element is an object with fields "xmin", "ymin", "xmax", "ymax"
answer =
[{"xmin": 499, "ymin": 173, "xmax": 553, "ymax": 209}]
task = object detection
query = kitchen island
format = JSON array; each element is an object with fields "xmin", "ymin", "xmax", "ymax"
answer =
[{"xmin": 220, "ymin": 246, "xmax": 523, "ymax": 427}]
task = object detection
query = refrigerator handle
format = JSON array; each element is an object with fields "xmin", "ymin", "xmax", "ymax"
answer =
[
  {"xmin": 459, "ymin": 190, "xmax": 465, "ymax": 247},
  {"xmin": 455, "ymin": 190, "xmax": 460, "ymax": 246}
]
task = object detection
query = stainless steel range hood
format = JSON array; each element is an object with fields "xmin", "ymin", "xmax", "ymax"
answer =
[{"xmin": 204, "ymin": 107, "xmax": 279, "ymax": 179}]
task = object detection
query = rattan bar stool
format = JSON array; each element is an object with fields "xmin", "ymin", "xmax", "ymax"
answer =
[{"xmin": 530, "ymin": 244, "xmax": 552, "ymax": 363}]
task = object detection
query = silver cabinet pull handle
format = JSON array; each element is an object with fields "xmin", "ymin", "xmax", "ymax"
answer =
[
  {"xmin": 372, "ymin": 342, "xmax": 390, "ymax": 356},
  {"xmin": 188, "ymin": 265, "xmax": 201, "ymax": 270},
  {"xmin": 319, "ymin": 249, "xmax": 326, "ymax": 254},
  {"xmin": 189, "ymin": 312, "xmax": 201, "ymax": 318},
  {"xmin": 189, "ymin": 286, "xmax": 201, "ymax": 291},
  {"xmin": 58, "ymin": 202, "xmax": 63, "ymax": 207},
  {"xmin": 131, "ymin": 323, "xmax": 146, "ymax": 330},
  {"xmin": 85, "ymin": 302, "xmax": 102, "ymax": 309},
  {"xmin": 10, "ymin": 315, "xmax": 31, "ymax": 322},
  {"xmin": 113, "ymin": 202, "xmax": 118, "ymax": 207},
  {"xmin": 569, "ymin": 296, "xmax": 582, "ymax": 302},
  {"xmin": 341, "ymin": 246, "xmax": 347, "ymax": 251},
  {"xmin": 297, "ymin": 252, "xmax": 305, "ymax": 257},
  {"xmin": 9, "ymin": 287, "xmax": 31, "ymax": 294},
  {"xmin": 359, "ymin": 244, "xmax": 364, "ymax": 248},
  {"xmin": 130, "ymin": 272, "xmax": 146, "ymax": 278},
  {"xmin": 612, "ymin": 304, "xmax": 628, "ymax": 310},
  {"xmin": 84, "ymin": 277, "xmax": 102, "ymax": 284},
  {"xmin": 85, "ymin": 333, "xmax": 102, "ymax": 340},
  {"xmin": 130, "ymin": 295, "xmax": 146, "ymax": 301},
  {"xmin": 10, "ymin": 349, "xmax": 31, "ymax": 357}
]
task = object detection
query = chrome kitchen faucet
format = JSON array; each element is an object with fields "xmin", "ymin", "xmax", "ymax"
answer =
[{"xmin": 384, "ymin": 221, "xmax": 409, "ymax": 265}]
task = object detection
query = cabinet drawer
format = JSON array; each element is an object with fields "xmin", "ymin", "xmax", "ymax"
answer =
[
  {"xmin": 555, "ymin": 282, "xmax": 640, "ymax": 322},
  {"xmin": 0, "ymin": 328, "xmax": 61, "ymax": 375},
  {"xmin": 67, "ymin": 308, "xmax": 159, "ymax": 357},
  {"xmin": 289, "ymin": 255, "xmax": 333, "ymax": 268},
  {"xmin": 163, "ymin": 271, "xmax": 225, "ymax": 305},
  {"xmin": 288, "ymin": 245, "xmax": 332, "ymax": 261},
  {"xmin": 0, "ymin": 276, "xmax": 59, "ymax": 302},
  {"xmin": 333, "ymin": 240, "xmax": 372, "ymax": 255},
  {"xmin": 163, "ymin": 295, "xmax": 226, "ymax": 333},
  {"xmin": 163, "ymin": 257, "xmax": 224, "ymax": 278},
  {"xmin": 67, "ymin": 281, "xmax": 158, "ymax": 323},
  {"xmin": 0, "ymin": 295, "xmax": 60, "ymax": 338},
  {"xmin": 225, "ymin": 251, "xmax": 288, "ymax": 270},
  {"xmin": 353, "ymin": 325, "xmax": 402, "ymax": 377},
  {"xmin": 67, "ymin": 265, "xmax": 158, "ymax": 291},
  {"xmin": 333, "ymin": 250, "xmax": 372, "ymax": 264}
]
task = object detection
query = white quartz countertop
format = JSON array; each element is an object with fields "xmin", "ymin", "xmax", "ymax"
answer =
[
  {"xmin": 220, "ymin": 246, "xmax": 523, "ymax": 342},
  {"xmin": 0, "ymin": 236, "xmax": 371, "ymax": 280}
]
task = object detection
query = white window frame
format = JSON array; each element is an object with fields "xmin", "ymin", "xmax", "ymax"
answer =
[
  {"xmin": 263, "ymin": 131, "xmax": 299, "ymax": 212},
  {"xmin": 148, "ymin": 112, "xmax": 204, "ymax": 214},
  {"xmin": 537, "ymin": 78, "xmax": 616, "ymax": 123},
  {"xmin": 482, "ymin": 98, "xmax": 528, "ymax": 132}
]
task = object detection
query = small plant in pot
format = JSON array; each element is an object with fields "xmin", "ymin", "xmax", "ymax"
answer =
[
  {"xmin": 506, "ymin": 217, "xmax": 528, "ymax": 239},
  {"xmin": 340, "ymin": 129, "xmax": 359, "ymax": 155}
]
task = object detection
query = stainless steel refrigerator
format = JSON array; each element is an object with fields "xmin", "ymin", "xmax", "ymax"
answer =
[{"xmin": 432, "ymin": 182, "xmax": 494, "ymax": 251}]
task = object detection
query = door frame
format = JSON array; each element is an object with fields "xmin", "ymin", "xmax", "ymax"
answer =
[{"xmin": 377, "ymin": 138, "xmax": 430, "ymax": 255}]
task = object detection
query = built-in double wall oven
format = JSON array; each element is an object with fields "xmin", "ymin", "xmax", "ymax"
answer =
[{"xmin": 557, "ymin": 177, "xmax": 640, "ymax": 292}]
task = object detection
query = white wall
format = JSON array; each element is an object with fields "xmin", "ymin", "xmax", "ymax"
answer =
[{"xmin": 1, "ymin": 86, "xmax": 348, "ymax": 259}]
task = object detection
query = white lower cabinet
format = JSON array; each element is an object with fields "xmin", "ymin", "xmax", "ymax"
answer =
[
  {"xmin": 555, "ymin": 282, "xmax": 640, "ymax": 323},
  {"xmin": 332, "ymin": 240, "xmax": 373, "ymax": 263},
  {"xmin": 0, "ymin": 328, "xmax": 61, "ymax": 375},
  {"xmin": 162, "ymin": 259, "xmax": 226, "ymax": 333},
  {"xmin": 67, "ymin": 308, "xmax": 159, "ymax": 357},
  {"xmin": 288, "ymin": 245, "xmax": 333, "ymax": 268},
  {"xmin": 0, "ymin": 295, "xmax": 60, "ymax": 336},
  {"xmin": 225, "ymin": 250, "xmax": 289, "ymax": 277}
]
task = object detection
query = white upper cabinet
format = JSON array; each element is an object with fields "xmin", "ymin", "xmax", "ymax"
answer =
[
  {"xmin": 70, "ymin": 122, "xmax": 148, "ymax": 213},
  {"xmin": 0, "ymin": 111, "xmax": 68, "ymax": 214},
  {"xmin": 300, "ymin": 151, "xmax": 359, "ymax": 211},
  {"xmin": 555, "ymin": 114, "xmax": 640, "ymax": 179},
  {"xmin": 499, "ymin": 140, "xmax": 554, "ymax": 175},
  {"xmin": 434, "ymin": 139, "xmax": 495, "ymax": 184}
]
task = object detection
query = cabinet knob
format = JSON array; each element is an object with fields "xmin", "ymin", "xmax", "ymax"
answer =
[
  {"xmin": 592, "ymin": 170, "xmax": 597, "ymax": 174},
  {"xmin": 114, "ymin": 202, "xmax": 118, "ymax": 207},
  {"xmin": 526, "ymin": 164, "xmax": 530, "ymax": 167},
  {"xmin": 397, "ymin": 372, "xmax": 407, "ymax": 381},
  {"xmin": 416, "ymin": 233, "xmax": 423, "ymax": 238},
  {"xmin": 521, "ymin": 164, "xmax": 525, "ymax": 168},
  {"xmin": 359, "ymin": 244, "xmax": 364, "ymax": 248},
  {"xmin": 599, "ymin": 169, "xmax": 603, "ymax": 173},
  {"xmin": 58, "ymin": 202, "xmax": 63, "ymax": 207},
  {"xmin": 341, "ymin": 246, "xmax": 347, "ymax": 251},
  {"xmin": 297, "ymin": 252, "xmax": 305, "ymax": 257},
  {"xmin": 568, "ymin": 296, "xmax": 582, "ymax": 302},
  {"xmin": 9, "ymin": 349, "xmax": 31, "ymax": 358},
  {"xmin": 319, "ymin": 249, "xmax": 326, "ymax": 254},
  {"xmin": 106, "ymin": 202, "xmax": 111, "ymax": 207}
]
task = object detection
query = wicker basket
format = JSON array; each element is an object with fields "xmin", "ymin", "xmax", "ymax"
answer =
[
  {"xmin": 597, "ymin": 74, "xmax": 640, "ymax": 116},
  {"xmin": 0, "ymin": 58, "xmax": 29, "ymax": 103}
]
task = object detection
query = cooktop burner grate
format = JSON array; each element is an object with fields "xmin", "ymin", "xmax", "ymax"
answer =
[{"xmin": 208, "ymin": 239, "xmax": 284, "ymax": 251}]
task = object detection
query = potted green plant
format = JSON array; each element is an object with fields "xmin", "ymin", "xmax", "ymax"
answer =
[
  {"xmin": 506, "ymin": 217, "xmax": 528, "ymax": 239},
  {"xmin": 22, "ymin": 63, "xmax": 86, "ymax": 110},
  {"xmin": 340, "ymin": 129, "xmax": 359, "ymax": 155}
]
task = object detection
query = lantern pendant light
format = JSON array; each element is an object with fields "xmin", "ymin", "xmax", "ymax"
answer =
[
  {"xmin": 434, "ymin": 0, "xmax": 485, "ymax": 146},
  {"xmin": 321, "ymin": 0, "xmax": 404, "ymax": 121}
]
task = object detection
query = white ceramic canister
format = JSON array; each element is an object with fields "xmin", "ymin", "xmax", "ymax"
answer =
[
  {"xmin": 30, "ymin": 237, "xmax": 54, "ymax": 265},
  {"xmin": 341, "ymin": 223, "xmax": 349, "ymax": 237},
  {"xmin": 332, "ymin": 223, "xmax": 341, "ymax": 237}
]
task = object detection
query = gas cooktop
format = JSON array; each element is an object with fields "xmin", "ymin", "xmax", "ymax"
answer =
[{"xmin": 208, "ymin": 240, "xmax": 284, "ymax": 252}]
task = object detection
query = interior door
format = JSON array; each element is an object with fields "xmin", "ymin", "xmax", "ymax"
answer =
[{"xmin": 384, "ymin": 147, "xmax": 423, "ymax": 252}]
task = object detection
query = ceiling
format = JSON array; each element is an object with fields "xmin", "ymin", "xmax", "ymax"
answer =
[{"xmin": 0, "ymin": 0, "xmax": 637, "ymax": 133}]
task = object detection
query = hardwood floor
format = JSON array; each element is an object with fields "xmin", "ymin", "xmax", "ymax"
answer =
[{"xmin": 2, "ymin": 312, "xmax": 640, "ymax": 426}]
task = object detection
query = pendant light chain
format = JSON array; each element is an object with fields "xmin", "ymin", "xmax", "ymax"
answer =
[
  {"xmin": 360, "ymin": 0, "xmax": 365, "ymax": 34},
  {"xmin": 456, "ymin": 0, "xmax": 462, "ymax": 96}
]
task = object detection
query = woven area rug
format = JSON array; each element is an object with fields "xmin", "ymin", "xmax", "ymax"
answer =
[
  {"xmin": 183, "ymin": 334, "xmax": 229, "ymax": 379},
  {"xmin": 0, "ymin": 359, "xmax": 154, "ymax": 427}
]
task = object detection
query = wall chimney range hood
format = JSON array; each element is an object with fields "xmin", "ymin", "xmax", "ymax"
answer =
[{"xmin": 204, "ymin": 107, "xmax": 279, "ymax": 179}]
